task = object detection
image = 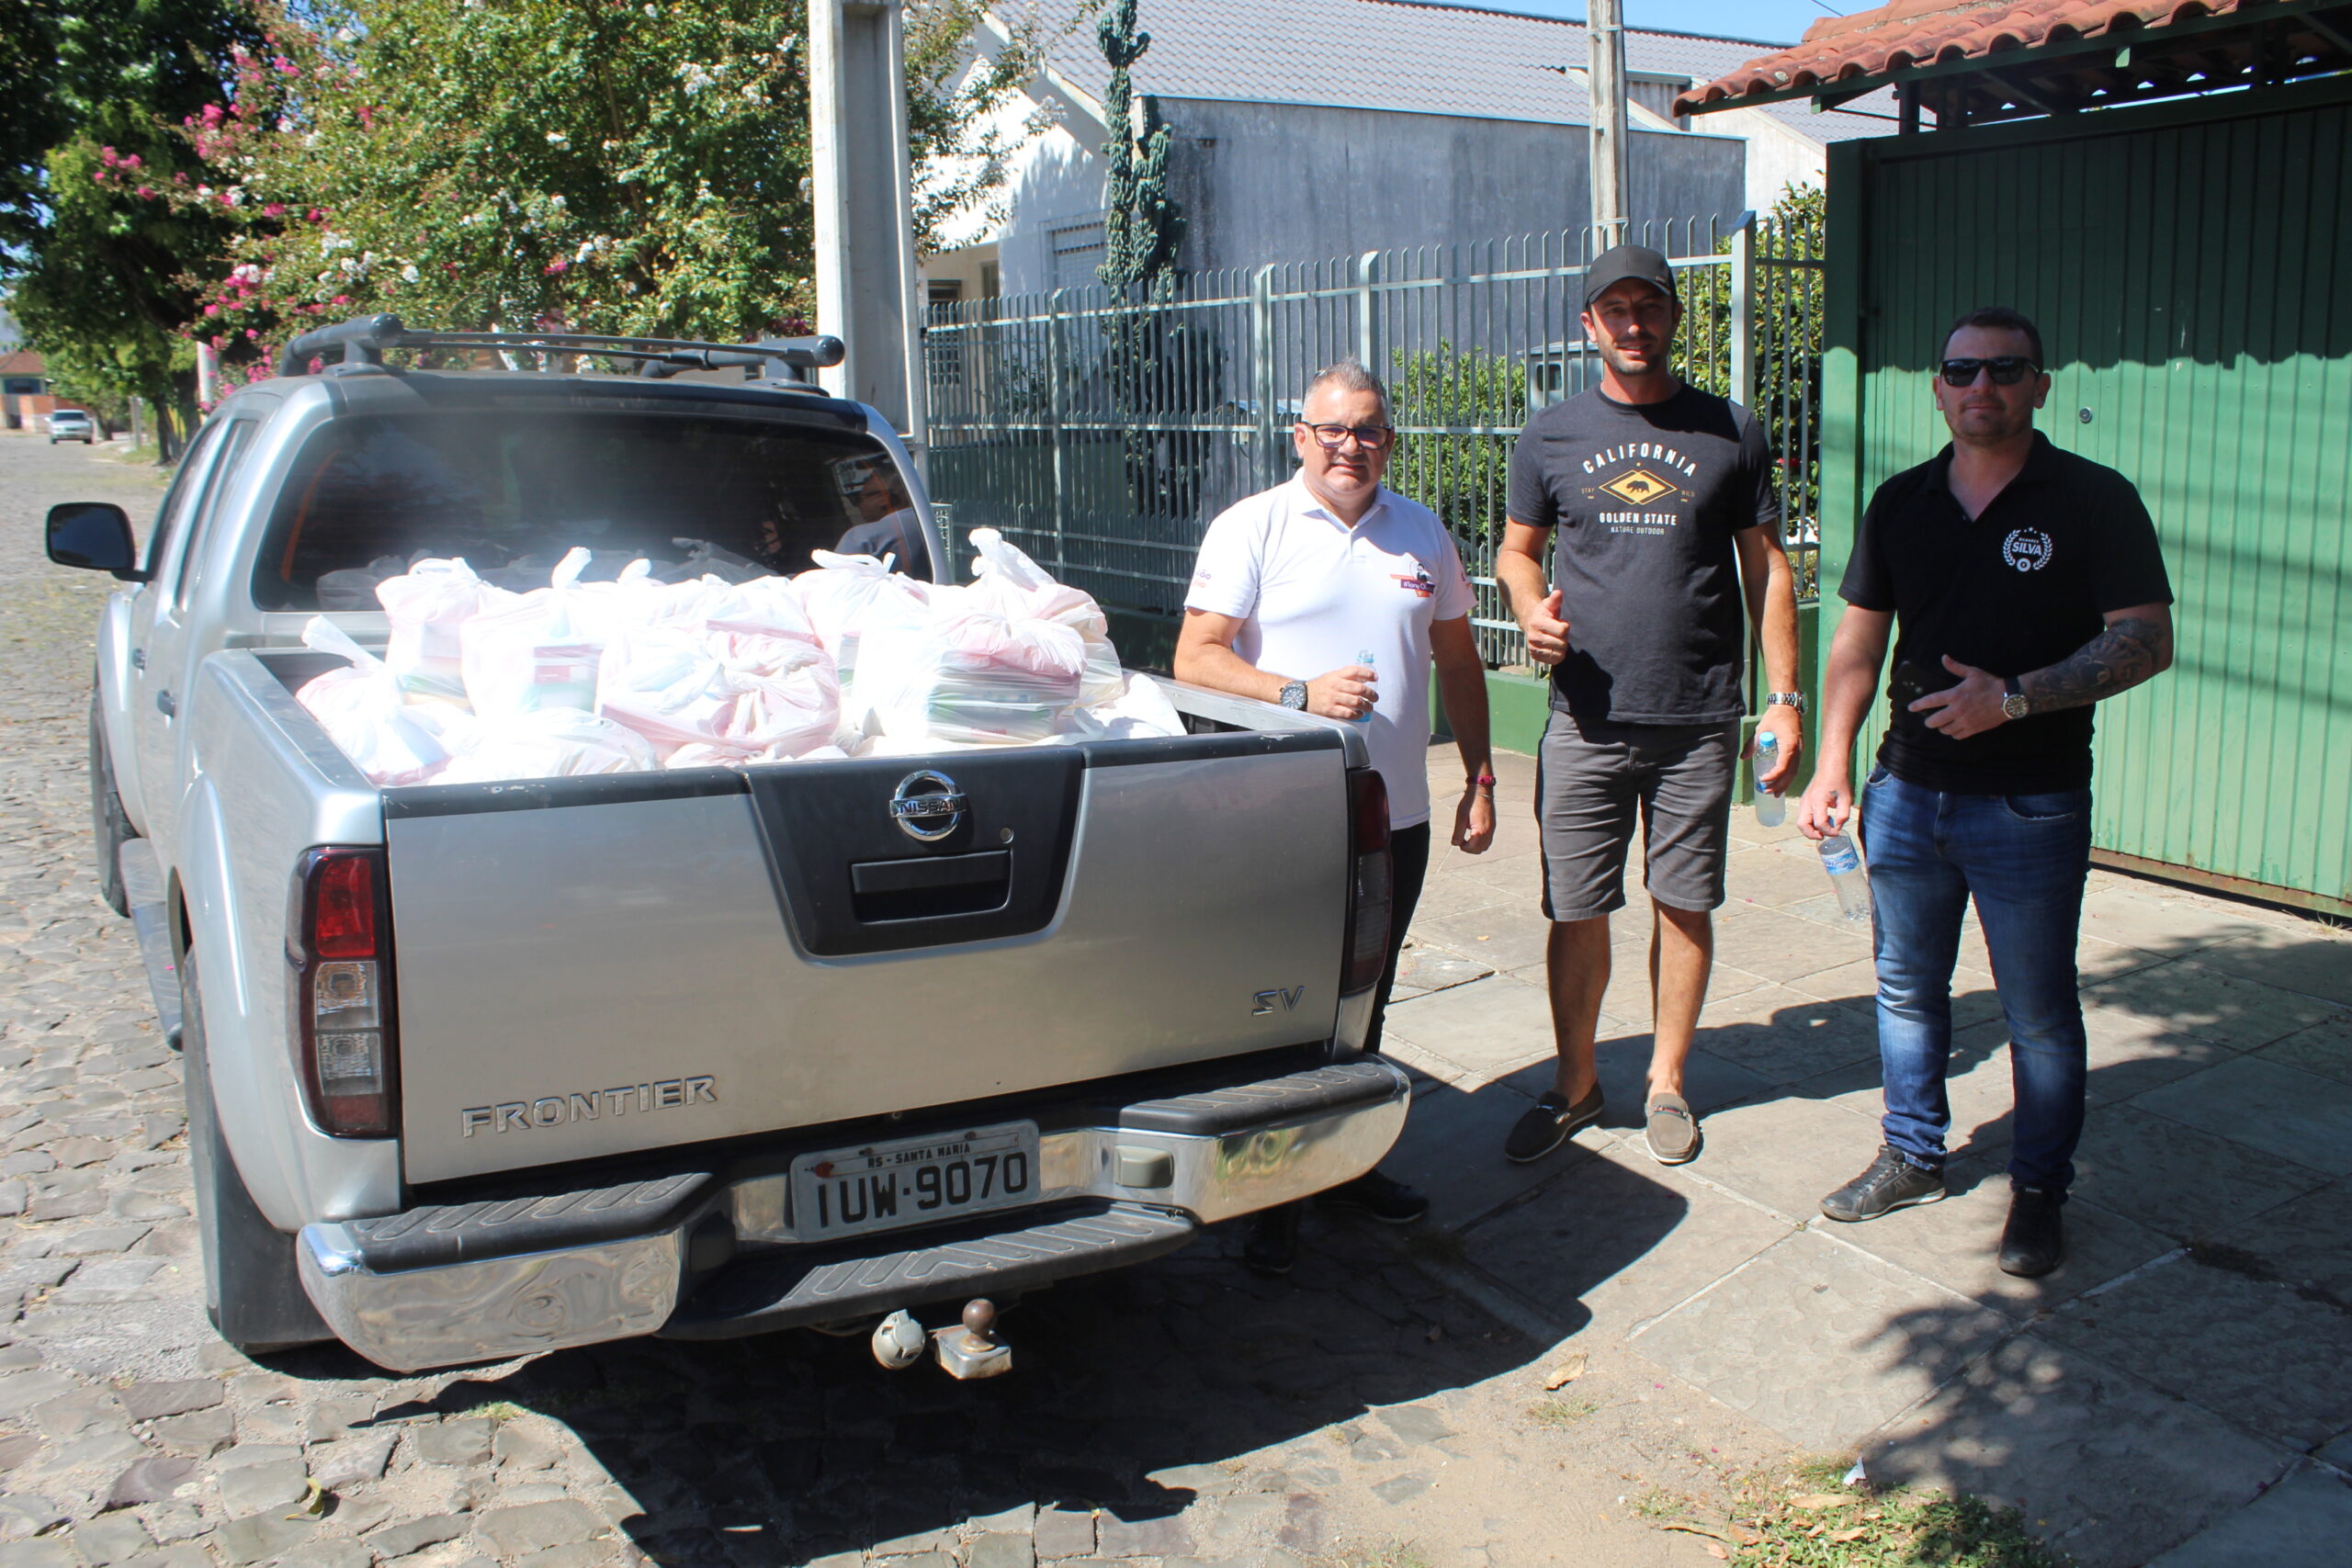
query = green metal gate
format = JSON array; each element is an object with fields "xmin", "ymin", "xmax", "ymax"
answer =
[{"xmin": 1821, "ymin": 74, "xmax": 2352, "ymax": 917}]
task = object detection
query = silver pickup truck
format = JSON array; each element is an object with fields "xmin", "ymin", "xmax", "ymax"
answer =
[{"xmin": 42, "ymin": 320, "xmax": 1408, "ymax": 1374}]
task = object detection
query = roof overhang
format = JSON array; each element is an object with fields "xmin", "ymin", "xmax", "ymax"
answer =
[{"xmin": 1675, "ymin": 0, "xmax": 2352, "ymax": 128}]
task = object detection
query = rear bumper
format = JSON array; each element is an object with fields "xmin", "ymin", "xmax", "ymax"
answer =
[{"xmin": 297, "ymin": 1057, "xmax": 1408, "ymax": 1371}]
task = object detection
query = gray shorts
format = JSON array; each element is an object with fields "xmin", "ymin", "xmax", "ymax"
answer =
[{"xmin": 1536, "ymin": 709, "xmax": 1740, "ymax": 921}]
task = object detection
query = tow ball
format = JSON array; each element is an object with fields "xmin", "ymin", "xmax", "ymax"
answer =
[{"xmin": 869, "ymin": 1298, "xmax": 1013, "ymax": 1378}]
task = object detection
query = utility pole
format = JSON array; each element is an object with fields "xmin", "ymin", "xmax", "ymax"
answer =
[
  {"xmin": 808, "ymin": 0, "xmax": 928, "ymax": 465},
  {"xmin": 1587, "ymin": 0, "xmax": 1630, "ymax": 249}
]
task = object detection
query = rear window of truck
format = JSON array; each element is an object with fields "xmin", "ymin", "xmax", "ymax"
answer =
[{"xmin": 250, "ymin": 409, "xmax": 910, "ymax": 611}]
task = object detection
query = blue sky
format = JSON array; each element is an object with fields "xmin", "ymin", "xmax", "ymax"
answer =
[{"xmin": 1423, "ymin": 0, "xmax": 1850, "ymax": 47}]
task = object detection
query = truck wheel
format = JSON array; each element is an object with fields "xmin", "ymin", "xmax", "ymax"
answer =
[
  {"xmin": 180, "ymin": 952, "xmax": 334, "ymax": 1355},
  {"xmin": 89, "ymin": 690, "xmax": 135, "ymax": 918}
]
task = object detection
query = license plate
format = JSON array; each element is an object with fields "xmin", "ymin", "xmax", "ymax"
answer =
[{"xmin": 790, "ymin": 1121, "xmax": 1040, "ymax": 1242}]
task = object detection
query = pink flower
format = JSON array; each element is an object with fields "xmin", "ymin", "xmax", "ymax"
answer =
[
  {"xmin": 332, "ymin": 294, "xmax": 350, "ymax": 305},
  {"xmin": 263, "ymin": 202, "xmax": 285, "ymax": 217},
  {"xmin": 274, "ymin": 57, "xmax": 297, "ymax": 75},
  {"xmin": 246, "ymin": 329, "xmax": 260, "ymax": 339},
  {"xmin": 205, "ymin": 304, "xmax": 220, "ymax": 316},
  {"xmin": 544, "ymin": 259, "xmax": 569, "ymax": 274},
  {"xmin": 136, "ymin": 186, "xmax": 153, "ymax": 199},
  {"xmin": 125, "ymin": 154, "xmax": 141, "ymax": 169},
  {"xmin": 202, "ymin": 104, "xmax": 225, "ymax": 125},
  {"xmin": 307, "ymin": 208, "xmax": 324, "ymax": 221}
]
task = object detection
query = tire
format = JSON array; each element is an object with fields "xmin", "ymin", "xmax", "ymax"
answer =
[
  {"xmin": 180, "ymin": 951, "xmax": 334, "ymax": 1355},
  {"xmin": 89, "ymin": 690, "xmax": 135, "ymax": 917}
]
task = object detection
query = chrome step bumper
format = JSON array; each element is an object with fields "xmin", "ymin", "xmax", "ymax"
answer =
[{"xmin": 298, "ymin": 1058, "xmax": 1409, "ymax": 1371}]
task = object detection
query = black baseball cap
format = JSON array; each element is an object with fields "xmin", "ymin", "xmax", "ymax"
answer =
[{"xmin": 1583, "ymin": 243, "xmax": 1678, "ymax": 307}]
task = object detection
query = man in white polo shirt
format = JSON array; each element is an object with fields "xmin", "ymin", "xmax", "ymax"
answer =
[{"xmin": 1175, "ymin": 359, "xmax": 1496, "ymax": 1274}]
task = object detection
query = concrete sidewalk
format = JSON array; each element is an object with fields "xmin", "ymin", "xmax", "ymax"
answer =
[{"xmin": 1374, "ymin": 745, "xmax": 2352, "ymax": 1567}]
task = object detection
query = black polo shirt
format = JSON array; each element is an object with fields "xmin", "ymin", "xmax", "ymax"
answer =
[{"xmin": 1840, "ymin": 432, "xmax": 2171, "ymax": 795}]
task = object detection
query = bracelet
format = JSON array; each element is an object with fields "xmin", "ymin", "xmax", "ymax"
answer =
[{"xmin": 1472, "ymin": 773, "xmax": 1497, "ymax": 791}]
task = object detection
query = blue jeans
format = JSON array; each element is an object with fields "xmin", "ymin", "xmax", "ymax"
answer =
[{"xmin": 1859, "ymin": 768, "xmax": 2094, "ymax": 1193}]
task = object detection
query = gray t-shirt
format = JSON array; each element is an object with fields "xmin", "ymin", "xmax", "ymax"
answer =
[{"xmin": 1506, "ymin": 384, "xmax": 1777, "ymax": 724}]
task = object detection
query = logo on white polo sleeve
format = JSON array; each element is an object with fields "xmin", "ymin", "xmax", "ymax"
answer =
[{"xmin": 2001, "ymin": 528, "xmax": 2054, "ymax": 571}]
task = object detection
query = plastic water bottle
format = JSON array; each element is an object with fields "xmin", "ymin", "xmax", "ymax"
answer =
[
  {"xmin": 1818, "ymin": 831, "xmax": 1871, "ymax": 923},
  {"xmin": 1352, "ymin": 649, "xmax": 1376, "ymax": 723},
  {"xmin": 1752, "ymin": 732, "xmax": 1785, "ymax": 829}
]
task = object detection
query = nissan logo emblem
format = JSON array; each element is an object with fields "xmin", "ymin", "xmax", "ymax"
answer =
[{"xmin": 888, "ymin": 770, "xmax": 967, "ymax": 841}]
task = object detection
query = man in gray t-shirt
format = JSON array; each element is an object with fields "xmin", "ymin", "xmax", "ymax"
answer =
[{"xmin": 1493, "ymin": 244, "xmax": 1804, "ymax": 1170}]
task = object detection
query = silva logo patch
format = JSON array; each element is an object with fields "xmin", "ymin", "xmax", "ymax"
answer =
[
  {"xmin": 2001, "ymin": 528, "xmax": 2054, "ymax": 571},
  {"xmin": 1600, "ymin": 468, "xmax": 1679, "ymax": 507}
]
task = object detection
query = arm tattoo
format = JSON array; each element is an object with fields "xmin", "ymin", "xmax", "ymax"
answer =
[{"xmin": 2020, "ymin": 615, "xmax": 2170, "ymax": 714}]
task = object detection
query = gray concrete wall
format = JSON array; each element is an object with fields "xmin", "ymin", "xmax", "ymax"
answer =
[
  {"xmin": 1161, "ymin": 99, "xmax": 1747, "ymax": 277},
  {"xmin": 991, "ymin": 99, "xmax": 1748, "ymax": 296}
]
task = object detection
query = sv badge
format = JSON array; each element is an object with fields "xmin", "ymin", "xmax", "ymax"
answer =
[{"xmin": 1251, "ymin": 987, "xmax": 1306, "ymax": 1016}]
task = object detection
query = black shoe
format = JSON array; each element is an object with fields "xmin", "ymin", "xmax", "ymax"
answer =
[
  {"xmin": 1819, "ymin": 1145, "xmax": 1946, "ymax": 1223},
  {"xmin": 1504, "ymin": 1086, "xmax": 1606, "ymax": 1164},
  {"xmin": 1242, "ymin": 1205, "xmax": 1299, "ymax": 1276},
  {"xmin": 1316, "ymin": 1168, "xmax": 1430, "ymax": 1225},
  {"xmin": 1998, "ymin": 1185, "xmax": 2065, "ymax": 1278}
]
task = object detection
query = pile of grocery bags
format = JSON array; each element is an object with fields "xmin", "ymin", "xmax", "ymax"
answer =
[{"xmin": 296, "ymin": 529, "xmax": 1184, "ymax": 785}]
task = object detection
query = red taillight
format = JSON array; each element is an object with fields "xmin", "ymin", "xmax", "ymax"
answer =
[
  {"xmin": 311, "ymin": 854, "xmax": 377, "ymax": 958},
  {"xmin": 288, "ymin": 848, "xmax": 397, "ymax": 1138},
  {"xmin": 1340, "ymin": 769, "xmax": 1394, "ymax": 996}
]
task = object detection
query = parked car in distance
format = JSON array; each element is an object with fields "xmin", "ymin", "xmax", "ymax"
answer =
[{"xmin": 47, "ymin": 409, "xmax": 96, "ymax": 445}]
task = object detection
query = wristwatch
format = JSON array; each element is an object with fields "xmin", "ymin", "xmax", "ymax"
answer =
[
  {"xmin": 1278, "ymin": 680, "xmax": 1308, "ymax": 711},
  {"xmin": 1766, "ymin": 691, "xmax": 1806, "ymax": 713},
  {"xmin": 2001, "ymin": 676, "xmax": 2030, "ymax": 721}
]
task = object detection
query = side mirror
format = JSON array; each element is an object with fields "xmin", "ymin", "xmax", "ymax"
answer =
[{"xmin": 46, "ymin": 502, "xmax": 145, "ymax": 581}]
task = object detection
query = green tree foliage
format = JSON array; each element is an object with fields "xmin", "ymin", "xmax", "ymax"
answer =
[
  {"xmin": 1091, "ymin": 0, "xmax": 1214, "ymax": 522},
  {"xmin": 3, "ymin": 0, "xmax": 262, "ymax": 453},
  {"xmin": 167, "ymin": 0, "xmax": 1037, "ymax": 387},
  {"xmin": 1697, "ymin": 183, "xmax": 1827, "ymax": 592},
  {"xmin": 1385, "ymin": 340, "xmax": 1530, "ymax": 545}
]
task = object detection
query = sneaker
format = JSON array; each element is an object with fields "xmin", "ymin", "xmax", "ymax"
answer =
[
  {"xmin": 1504, "ymin": 1085, "xmax": 1606, "ymax": 1164},
  {"xmin": 1998, "ymin": 1184, "xmax": 2065, "ymax": 1278},
  {"xmin": 1644, "ymin": 1091, "xmax": 1701, "ymax": 1165},
  {"xmin": 1316, "ymin": 1168, "xmax": 1430, "ymax": 1225},
  {"xmin": 1242, "ymin": 1205, "xmax": 1299, "ymax": 1276},
  {"xmin": 1819, "ymin": 1145, "xmax": 1946, "ymax": 1223}
]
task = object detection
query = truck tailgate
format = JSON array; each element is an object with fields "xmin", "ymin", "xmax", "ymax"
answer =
[{"xmin": 385, "ymin": 731, "xmax": 1351, "ymax": 1182}]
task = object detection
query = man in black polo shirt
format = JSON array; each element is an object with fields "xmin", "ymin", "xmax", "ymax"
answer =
[{"xmin": 1797, "ymin": 306, "xmax": 2173, "ymax": 1277}]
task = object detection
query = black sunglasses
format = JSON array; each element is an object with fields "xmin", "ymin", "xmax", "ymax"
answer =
[
  {"xmin": 1939, "ymin": 356, "xmax": 2041, "ymax": 388},
  {"xmin": 1298, "ymin": 422, "xmax": 1396, "ymax": 450}
]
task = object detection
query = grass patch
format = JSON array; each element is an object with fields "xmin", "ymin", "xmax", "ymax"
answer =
[
  {"xmin": 1526, "ymin": 1395, "xmax": 1604, "ymax": 1427},
  {"xmin": 1717, "ymin": 1463, "xmax": 2074, "ymax": 1567}
]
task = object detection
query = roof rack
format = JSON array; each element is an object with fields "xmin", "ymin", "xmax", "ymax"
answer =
[{"xmin": 275, "ymin": 313, "xmax": 845, "ymax": 384}]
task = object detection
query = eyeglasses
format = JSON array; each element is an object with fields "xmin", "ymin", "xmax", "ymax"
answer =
[
  {"xmin": 1299, "ymin": 423, "xmax": 1396, "ymax": 450},
  {"xmin": 1939, "ymin": 356, "xmax": 2041, "ymax": 388}
]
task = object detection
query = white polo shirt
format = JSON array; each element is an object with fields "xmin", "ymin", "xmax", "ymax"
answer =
[{"xmin": 1185, "ymin": 478, "xmax": 1476, "ymax": 829}]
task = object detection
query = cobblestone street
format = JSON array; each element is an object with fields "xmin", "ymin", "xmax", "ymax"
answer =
[
  {"xmin": 8, "ymin": 424, "xmax": 2349, "ymax": 1568},
  {"xmin": 0, "ymin": 431, "xmax": 1754, "ymax": 1568}
]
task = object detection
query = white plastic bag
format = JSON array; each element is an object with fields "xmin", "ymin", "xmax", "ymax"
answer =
[
  {"xmin": 458, "ymin": 547, "xmax": 608, "ymax": 720},
  {"xmin": 966, "ymin": 527, "xmax": 1125, "ymax": 707},
  {"xmin": 851, "ymin": 607, "xmax": 1086, "ymax": 746},
  {"xmin": 794, "ymin": 550, "xmax": 929, "ymax": 682},
  {"xmin": 294, "ymin": 618, "xmax": 455, "ymax": 785},
  {"xmin": 375, "ymin": 558, "xmax": 513, "ymax": 703},
  {"xmin": 596, "ymin": 626, "xmax": 839, "ymax": 760},
  {"xmin": 434, "ymin": 707, "xmax": 656, "ymax": 784}
]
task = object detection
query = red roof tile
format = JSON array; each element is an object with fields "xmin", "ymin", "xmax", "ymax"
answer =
[{"xmin": 1675, "ymin": 0, "xmax": 2281, "ymax": 113}]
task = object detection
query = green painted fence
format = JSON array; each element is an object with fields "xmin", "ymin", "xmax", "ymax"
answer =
[{"xmin": 1822, "ymin": 74, "xmax": 2352, "ymax": 915}]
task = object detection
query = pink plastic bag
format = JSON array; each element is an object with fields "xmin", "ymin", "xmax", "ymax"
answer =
[
  {"xmin": 794, "ymin": 551, "xmax": 929, "ymax": 681},
  {"xmin": 964, "ymin": 527, "xmax": 1123, "ymax": 705},
  {"xmin": 434, "ymin": 707, "xmax": 657, "ymax": 784},
  {"xmin": 597, "ymin": 626, "xmax": 841, "ymax": 761}
]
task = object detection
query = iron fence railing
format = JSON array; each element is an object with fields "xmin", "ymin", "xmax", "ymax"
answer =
[{"xmin": 925, "ymin": 213, "xmax": 1824, "ymax": 671}]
